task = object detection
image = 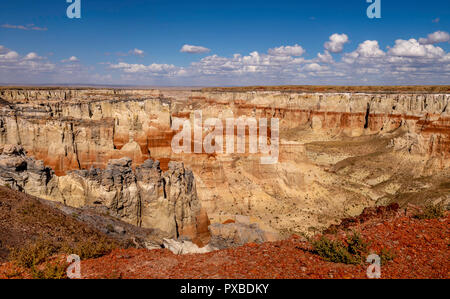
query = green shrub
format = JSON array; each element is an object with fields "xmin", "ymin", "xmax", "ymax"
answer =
[
  {"xmin": 312, "ymin": 237, "xmax": 358, "ymax": 264},
  {"xmin": 9, "ymin": 237, "xmax": 117, "ymax": 275},
  {"xmin": 31, "ymin": 262, "xmax": 68, "ymax": 280},
  {"xmin": 378, "ymin": 248, "xmax": 395, "ymax": 265},
  {"xmin": 63, "ymin": 238, "xmax": 117, "ymax": 260},
  {"xmin": 312, "ymin": 232, "xmax": 369, "ymax": 265},
  {"xmin": 347, "ymin": 232, "xmax": 368, "ymax": 256},
  {"xmin": 414, "ymin": 203, "xmax": 445, "ymax": 220},
  {"xmin": 9, "ymin": 239, "xmax": 58, "ymax": 268}
]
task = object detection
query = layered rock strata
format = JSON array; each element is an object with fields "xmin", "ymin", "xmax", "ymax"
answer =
[{"xmin": 0, "ymin": 144, "xmax": 210, "ymax": 244}]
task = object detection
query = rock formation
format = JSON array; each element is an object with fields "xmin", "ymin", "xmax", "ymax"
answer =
[{"xmin": 0, "ymin": 144, "xmax": 210, "ymax": 244}]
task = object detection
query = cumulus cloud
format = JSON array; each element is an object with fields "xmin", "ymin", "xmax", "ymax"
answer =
[
  {"xmin": 324, "ymin": 33, "xmax": 349, "ymax": 53},
  {"xmin": 0, "ymin": 50, "xmax": 19, "ymax": 61},
  {"xmin": 342, "ymin": 40, "xmax": 385, "ymax": 64},
  {"xmin": 130, "ymin": 48, "xmax": 145, "ymax": 56},
  {"xmin": 316, "ymin": 50, "xmax": 334, "ymax": 64},
  {"xmin": 109, "ymin": 62, "xmax": 180, "ymax": 75},
  {"xmin": 0, "ymin": 46, "xmax": 55, "ymax": 76},
  {"xmin": 23, "ymin": 52, "xmax": 42, "ymax": 60},
  {"xmin": 1, "ymin": 24, "xmax": 47, "ymax": 31},
  {"xmin": 189, "ymin": 50, "xmax": 308, "ymax": 78},
  {"xmin": 62, "ymin": 56, "xmax": 79, "ymax": 63},
  {"xmin": 418, "ymin": 31, "xmax": 450, "ymax": 45},
  {"xmin": 268, "ymin": 44, "xmax": 305, "ymax": 56},
  {"xmin": 303, "ymin": 63, "xmax": 328, "ymax": 72},
  {"xmin": 388, "ymin": 39, "xmax": 444, "ymax": 58},
  {"xmin": 180, "ymin": 44, "xmax": 211, "ymax": 54}
]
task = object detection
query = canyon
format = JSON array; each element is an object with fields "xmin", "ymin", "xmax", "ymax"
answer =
[{"xmin": 0, "ymin": 87, "xmax": 449, "ymax": 239}]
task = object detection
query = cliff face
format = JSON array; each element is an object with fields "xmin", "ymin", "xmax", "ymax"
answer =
[
  {"xmin": 0, "ymin": 88, "xmax": 449, "ymax": 236},
  {"xmin": 189, "ymin": 91, "xmax": 449, "ymax": 156},
  {"xmin": 0, "ymin": 89, "xmax": 170, "ymax": 175},
  {"xmin": 0, "ymin": 144, "xmax": 210, "ymax": 244}
]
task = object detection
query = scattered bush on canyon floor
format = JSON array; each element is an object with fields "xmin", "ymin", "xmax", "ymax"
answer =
[
  {"xmin": 9, "ymin": 239, "xmax": 59, "ymax": 269},
  {"xmin": 378, "ymin": 248, "xmax": 396, "ymax": 265},
  {"xmin": 9, "ymin": 237, "xmax": 118, "ymax": 278},
  {"xmin": 414, "ymin": 203, "xmax": 445, "ymax": 220},
  {"xmin": 312, "ymin": 232, "xmax": 369, "ymax": 265},
  {"xmin": 31, "ymin": 261, "xmax": 68, "ymax": 279},
  {"xmin": 65, "ymin": 238, "xmax": 118, "ymax": 260}
]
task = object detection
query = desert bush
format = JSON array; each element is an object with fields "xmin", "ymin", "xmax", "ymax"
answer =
[
  {"xmin": 65, "ymin": 238, "xmax": 117, "ymax": 260},
  {"xmin": 378, "ymin": 248, "xmax": 396, "ymax": 265},
  {"xmin": 31, "ymin": 261, "xmax": 68, "ymax": 279},
  {"xmin": 347, "ymin": 232, "xmax": 368, "ymax": 256},
  {"xmin": 414, "ymin": 203, "xmax": 445, "ymax": 220},
  {"xmin": 9, "ymin": 239, "xmax": 59, "ymax": 268},
  {"xmin": 10, "ymin": 237, "xmax": 117, "ymax": 273},
  {"xmin": 312, "ymin": 232, "xmax": 369, "ymax": 265},
  {"xmin": 312, "ymin": 237, "xmax": 358, "ymax": 264}
]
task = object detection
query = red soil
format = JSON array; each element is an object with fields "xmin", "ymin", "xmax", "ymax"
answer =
[
  {"xmin": 77, "ymin": 210, "xmax": 449, "ymax": 279},
  {"xmin": 1, "ymin": 205, "xmax": 448, "ymax": 279}
]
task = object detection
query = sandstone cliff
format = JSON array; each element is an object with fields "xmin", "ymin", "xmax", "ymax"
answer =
[{"xmin": 0, "ymin": 144, "xmax": 210, "ymax": 244}]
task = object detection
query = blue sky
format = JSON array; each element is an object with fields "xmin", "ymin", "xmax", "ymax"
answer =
[{"xmin": 0, "ymin": 0, "xmax": 449, "ymax": 85}]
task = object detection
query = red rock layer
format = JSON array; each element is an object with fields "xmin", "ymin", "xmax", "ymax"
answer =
[
  {"xmin": 32, "ymin": 212, "xmax": 449, "ymax": 279},
  {"xmin": 4, "ymin": 94, "xmax": 450, "ymax": 175}
]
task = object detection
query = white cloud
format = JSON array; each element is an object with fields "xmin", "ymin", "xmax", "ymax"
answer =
[
  {"xmin": 0, "ymin": 46, "xmax": 19, "ymax": 61},
  {"xmin": 418, "ymin": 31, "xmax": 450, "ymax": 45},
  {"xmin": 388, "ymin": 39, "xmax": 444, "ymax": 58},
  {"xmin": 1, "ymin": 24, "xmax": 47, "ymax": 31},
  {"xmin": 357, "ymin": 40, "xmax": 385, "ymax": 57},
  {"xmin": 0, "ymin": 50, "xmax": 19, "ymax": 61},
  {"xmin": 180, "ymin": 44, "xmax": 211, "ymax": 54},
  {"xmin": 130, "ymin": 48, "xmax": 145, "ymax": 56},
  {"xmin": 342, "ymin": 40, "xmax": 385, "ymax": 64},
  {"xmin": 268, "ymin": 44, "xmax": 305, "ymax": 56},
  {"xmin": 23, "ymin": 52, "xmax": 41, "ymax": 60},
  {"xmin": 303, "ymin": 63, "xmax": 328, "ymax": 72},
  {"xmin": 324, "ymin": 33, "xmax": 349, "ymax": 53},
  {"xmin": 62, "ymin": 56, "xmax": 79, "ymax": 63},
  {"xmin": 0, "ymin": 46, "xmax": 55, "ymax": 76},
  {"xmin": 109, "ymin": 62, "xmax": 180, "ymax": 74},
  {"xmin": 316, "ymin": 50, "xmax": 334, "ymax": 64}
]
